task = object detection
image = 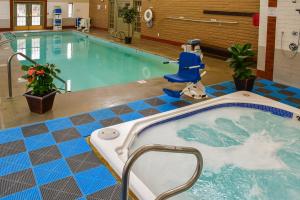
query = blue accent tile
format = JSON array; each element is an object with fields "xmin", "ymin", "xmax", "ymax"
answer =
[
  {"xmin": 75, "ymin": 166, "xmax": 116, "ymax": 195},
  {"xmin": 58, "ymin": 138, "xmax": 91, "ymax": 158},
  {"xmin": 33, "ymin": 159, "xmax": 72, "ymax": 185},
  {"xmin": 119, "ymin": 112, "xmax": 144, "ymax": 122},
  {"xmin": 281, "ymin": 99, "xmax": 300, "ymax": 108},
  {"xmin": 0, "ymin": 128, "xmax": 23, "ymax": 144},
  {"xmin": 257, "ymin": 79, "xmax": 273, "ymax": 85},
  {"xmin": 45, "ymin": 118, "xmax": 73, "ymax": 132},
  {"xmin": 76, "ymin": 122, "xmax": 102, "ymax": 137},
  {"xmin": 127, "ymin": 100, "xmax": 152, "ymax": 111},
  {"xmin": 77, "ymin": 198, "xmax": 87, "ymax": 200},
  {"xmin": 156, "ymin": 104, "xmax": 177, "ymax": 112},
  {"xmin": 0, "ymin": 187, "xmax": 41, "ymax": 200},
  {"xmin": 284, "ymin": 86, "xmax": 300, "ymax": 94},
  {"xmin": 0, "ymin": 153, "xmax": 31, "ymax": 176},
  {"xmin": 271, "ymin": 92, "xmax": 290, "ymax": 100},
  {"xmin": 219, "ymin": 81, "xmax": 234, "ymax": 87},
  {"xmin": 157, "ymin": 95, "xmax": 181, "ymax": 103},
  {"xmin": 25, "ymin": 133, "xmax": 56, "ymax": 152},
  {"xmin": 205, "ymin": 87, "xmax": 217, "ymax": 94},
  {"xmin": 90, "ymin": 109, "xmax": 116, "ymax": 121}
]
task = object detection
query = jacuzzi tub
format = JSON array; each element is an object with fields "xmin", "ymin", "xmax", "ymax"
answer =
[{"xmin": 90, "ymin": 91, "xmax": 300, "ymax": 200}]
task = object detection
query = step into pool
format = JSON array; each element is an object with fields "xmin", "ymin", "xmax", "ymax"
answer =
[{"xmin": 10, "ymin": 31, "xmax": 177, "ymax": 92}]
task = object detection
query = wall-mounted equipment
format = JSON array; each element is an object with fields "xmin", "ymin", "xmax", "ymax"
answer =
[
  {"xmin": 252, "ymin": 13, "xmax": 260, "ymax": 27},
  {"xmin": 144, "ymin": 8, "xmax": 153, "ymax": 28},
  {"xmin": 53, "ymin": 7, "xmax": 62, "ymax": 31},
  {"xmin": 296, "ymin": 9, "xmax": 300, "ymax": 14},
  {"xmin": 281, "ymin": 30, "xmax": 300, "ymax": 58}
]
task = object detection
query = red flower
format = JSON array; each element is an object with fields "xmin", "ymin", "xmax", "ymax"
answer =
[
  {"xmin": 28, "ymin": 68, "xmax": 36, "ymax": 76},
  {"xmin": 36, "ymin": 70, "xmax": 45, "ymax": 76}
]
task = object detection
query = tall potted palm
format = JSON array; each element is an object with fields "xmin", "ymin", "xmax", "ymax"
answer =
[
  {"xmin": 119, "ymin": 6, "xmax": 138, "ymax": 44},
  {"xmin": 227, "ymin": 43, "xmax": 256, "ymax": 91},
  {"xmin": 22, "ymin": 63, "xmax": 61, "ymax": 114}
]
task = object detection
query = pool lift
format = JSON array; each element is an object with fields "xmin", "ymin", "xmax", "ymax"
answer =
[
  {"xmin": 163, "ymin": 39, "xmax": 207, "ymax": 99},
  {"xmin": 76, "ymin": 18, "xmax": 91, "ymax": 33}
]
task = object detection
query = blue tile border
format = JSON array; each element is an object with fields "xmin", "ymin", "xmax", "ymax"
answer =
[{"xmin": 136, "ymin": 102, "xmax": 295, "ymax": 137}]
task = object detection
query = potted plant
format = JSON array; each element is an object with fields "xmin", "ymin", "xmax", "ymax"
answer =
[
  {"xmin": 22, "ymin": 63, "xmax": 61, "ymax": 114},
  {"xmin": 119, "ymin": 6, "xmax": 138, "ymax": 44},
  {"xmin": 227, "ymin": 43, "xmax": 256, "ymax": 91}
]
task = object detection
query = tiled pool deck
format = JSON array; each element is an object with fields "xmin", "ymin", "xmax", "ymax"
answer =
[{"xmin": 0, "ymin": 78, "xmax": 300, "ymax": 200}]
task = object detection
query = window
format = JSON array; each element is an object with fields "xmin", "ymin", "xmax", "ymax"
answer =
[
  {"xmin": 17, "ymin": 4, "xmax": 27, "ymax": 26},
  {"xmin": 68, "ymin": 3, "xmax": 73, "ymax": 18},
  {"xmin": 133, "ymin": 0, "xmax": 142, "ymax": 32},
  {"xmin": 31, "ymin": 4, "xmax": 41, "ymax": 26}
]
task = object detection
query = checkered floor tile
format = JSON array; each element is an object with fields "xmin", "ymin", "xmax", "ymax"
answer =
[
  {"xmin": 0, "ymin": 95, "xmax": 191, "ymax": 200},
  {"xmin": 0, "ymin": 79, "xmax": 300, "ymax": 199},
  {"xmin": 206, "ymin": 78, "xmax": 300, "ymax": 109}
]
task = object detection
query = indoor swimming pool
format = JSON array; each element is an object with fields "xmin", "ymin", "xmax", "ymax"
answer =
[{"xmin": 9, "ymin": 31, "xmax": 176, "ymax": 91}]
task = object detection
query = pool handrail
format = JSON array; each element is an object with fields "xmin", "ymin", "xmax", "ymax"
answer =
[
  {"xmin": 121, "ymin": 144, "xmax": 203, "ymax": 200},
  {"xmin": 0, "ymin": 32, "xmax": 16, "ymax": 46},
  {"xmin": 7, "ymin": 52, "xmax": 68, "ymax": 98}
]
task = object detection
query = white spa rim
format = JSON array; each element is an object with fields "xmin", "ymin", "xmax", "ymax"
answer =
[{"xmin": 90, "ymin": 91, "xmax": 300, "ymax": 200}]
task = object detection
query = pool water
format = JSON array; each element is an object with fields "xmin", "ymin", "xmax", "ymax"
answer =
[
  {"xmin": 129, "ymin": 107, "xmax": 300, "ymax": 200},
  {"xmin": 10, "ymin": 31, "xmax": 176, "ymax": 92}
]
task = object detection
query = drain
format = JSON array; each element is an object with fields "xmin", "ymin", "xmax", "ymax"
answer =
[{"xmin": 97, "ymin": 128, "xmax": 120, "ymax": 140}]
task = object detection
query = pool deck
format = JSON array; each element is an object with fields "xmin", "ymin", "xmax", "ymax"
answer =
[{"xmin": 0, "ymin": 29, "xmax": 232, "ymax": 129}]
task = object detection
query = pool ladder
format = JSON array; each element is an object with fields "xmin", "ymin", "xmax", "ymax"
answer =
[
  {"xmin": 121, "ymin": 144, "xmax": 203, "ymax": 200},
  {"xmin": 7, "ymin": 52, "xmax": 69, "ymax": 98},
  {"xmin": 0, "ymin": 32, "xmax": 16, "ymax": 46}
]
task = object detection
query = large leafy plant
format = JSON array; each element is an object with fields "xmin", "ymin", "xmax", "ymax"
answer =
[
  {"xmin": 119, "ymin": 6, "xmax": 138, "ymax": 37},
  {"xmin": 227, "ymin": 43, "xmax": 255, "ymax": 80},
  {"xmin": 22, "ymin": 64, "xmax": 61, "ymax": 96}
]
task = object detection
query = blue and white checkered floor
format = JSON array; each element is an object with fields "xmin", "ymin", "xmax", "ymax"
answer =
[{"xmin": 0, "ymin": 79, "xmax": 300, "ymax": 200}]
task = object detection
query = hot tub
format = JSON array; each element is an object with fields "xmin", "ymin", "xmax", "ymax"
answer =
[{"xmin": 90, "ymin": 91, "xmax": 300, "ymax": 200}]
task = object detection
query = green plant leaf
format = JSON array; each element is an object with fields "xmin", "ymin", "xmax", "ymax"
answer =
[{"xmin": 227, "ymin": 43, "xmax": 255, "ymax": 79}]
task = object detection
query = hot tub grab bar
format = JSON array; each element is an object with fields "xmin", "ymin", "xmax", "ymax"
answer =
[
  {"xmin": 7, "ymin": 52, "xmax": 68, "ymax": 98},
  {"xmin": 121, "ymin": 144, "xmax": 203, "ymax": 200}
]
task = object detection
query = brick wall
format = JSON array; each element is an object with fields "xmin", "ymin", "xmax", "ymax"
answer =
[{"xmin": 141, "ymin": 0, "xmax": 260, "ymax": 51}]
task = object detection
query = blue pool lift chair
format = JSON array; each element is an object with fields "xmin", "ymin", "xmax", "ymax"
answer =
[{"xmin": 163, "ymin": 52, "xmax": 207, "ymax": 99}]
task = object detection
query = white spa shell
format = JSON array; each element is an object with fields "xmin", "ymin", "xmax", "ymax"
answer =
[{"xmin": 90, "ymin": 91, "xmax": 300, "ymax": 200}]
